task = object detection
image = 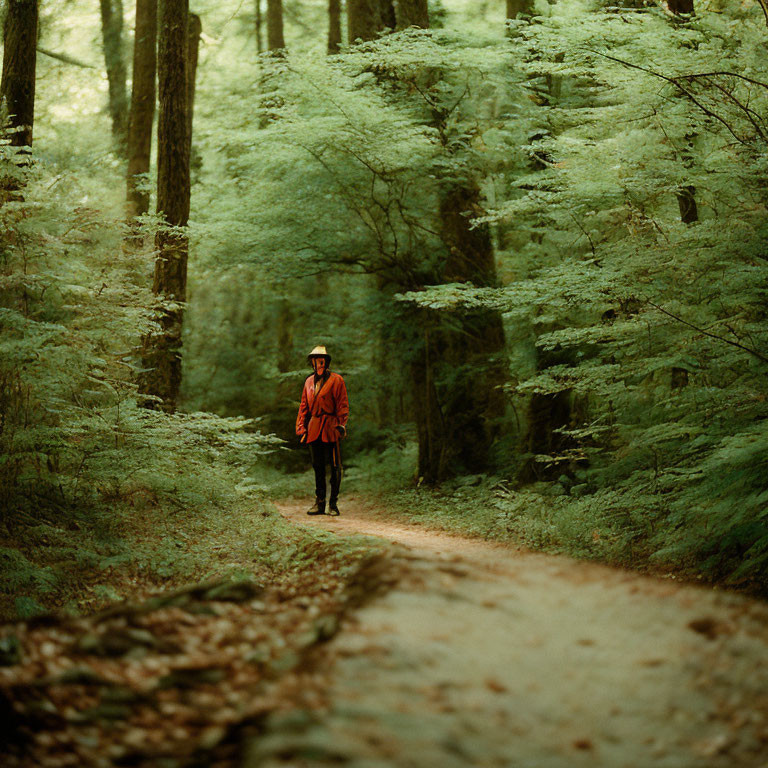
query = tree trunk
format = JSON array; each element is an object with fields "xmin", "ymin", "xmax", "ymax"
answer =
[
  {"xmin": 138, "ymin": 0, "xmax": 190, "ymax": 412},
  {"xmin": 517, "ymin": 58, "xmax": 579, "ymax": 484},
  {"xmin": 668, "ymin": 0, "xmax": 694, "ymax": 13},
  {"xmin": 410, "ymin": 316, "xmax": 447, "ymax": 482},
  {"xmin": 186, "ymin": 12, "xmax": 201, "ymax": 155},
  {"xmin": 676, "ymin": 184, "xmax": 698, "ymax": 224},
  {"xmin": 99, "ymin": 0, "xmax": 129, "ymax": 153},
  {"xmin": 669, "ymin": 0, "xmax": 698, "ymax": 221},
  {"xmin": 255, "ymin": 0, "xmax": 264, "ymax": 54},
  {"xmin": 126, "ymin": 0, "xmax": 157, "ymax": 221},
  {"xmin": 395, "ymin": 0, "xmax": 429, "ymax": 28},
  {"xmin": 1, "ymin": 0, "xmax": 38, "ymax": 149},
  {"xmin": 506, "ymin": 0, "xmax": 534, "ymax": 18},
  {"xmin": 380, "ymin": 0, "xmax": 396, "ymax": 29},
  {"xmin": 412, "ymin": 185, "xmax": 507, "ymax": 482},
  {"xmin": 266, "ymin": 0, "xmax": 285, "ymax": 51},
  {"xmin": 328, "ymin": 0, "xmax": 342, "ymax": 54},
  {"xmin": 518, "ymin": 335, "xmax": 577, "ymax": 483},
  {"xmin": 347, "ymin": 0, "xmax": 383, "ymax": 42}
]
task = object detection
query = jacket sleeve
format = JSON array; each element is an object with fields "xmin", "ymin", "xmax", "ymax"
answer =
[
  {"xmin": 335, "ymin": 376, "xmax": 349, "ymax": 429},
  {"xmin": 296, "ymin": 380, "xmax": 309, "ymax": 437}
]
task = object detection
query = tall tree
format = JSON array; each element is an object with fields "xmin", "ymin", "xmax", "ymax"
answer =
[
  {"xmin": 266, "ymin": 0, "xmax": 285, "ymax": 51},
  {"xmin": 410, "ymin": 149, "xmax": 508, "ymax": 482},
  {"xmin": 255, "ymin": 0, "xmax": 263, "ymax": 54},
  {"xmin": 516, "ymin": 38, "xmax": 579, "ymax": 483},
  {"xmin": 328, "ymin": 0, "xmax": 342, "ymax": 54},
  {"xmin": 187, "ymin": 11, "xmax": 201, "ymax": 152},
  {"xmin": 99, "ymin": 0, "xmax": 129, "ymax": 152},
  {"xmin": 381, "ymin": 0, "xmax": 396, "ymax": 28},
  {"xmin": 348, "ymin": 8, "xmax": 507, "ymax": 481},
  {"xmin": 138, "ymin": 1, "xmax": 192, "ymax": 411},
  {"xmin": 394, "ymin": 0, "xmax": 428, "ymax": 29},
  {"xmin": 669, "ymin": 0, "xmax": 698, "ymax": 224},
  {"xmin": 506, "ymin": 0, "xmax": 534, "ymax": 19},
  {"xmin": 1, "ymin": 0, "xmax": 38, "ymax": 149},
  {"xmin": 125, "ymin": 0, "xmax": 157, "ymax": 221},
  {"xmin": 347, "ymin": 0, "xmax": 387, "ymax": 42}
]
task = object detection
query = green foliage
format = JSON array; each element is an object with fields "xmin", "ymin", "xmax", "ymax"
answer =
[
  {"xmin": 4, "ymin": 0, "xmax": 766, "ymax": 603},
  {"xmin": 0, "ymin": 167, "xmax": 279, "ymax": 521},
  {"xmin": 14, "ymin": 596, "xmax": 48, "ymax": 620},
  {"xmin": 387, "ymin": 2, "xmax": 768, "ymax": 583},
  {"xmin": 182, "ymin": 0, "xmax": 768, "ymax": 582}
]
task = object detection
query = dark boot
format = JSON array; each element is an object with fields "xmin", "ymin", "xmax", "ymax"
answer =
[
  {"xmin": 327, "ymin": 500, "xmax": 340, "ymax": 516},
  {"xmin": 307, "ymin": 498, "xmax": 326, "ymax": 516}
]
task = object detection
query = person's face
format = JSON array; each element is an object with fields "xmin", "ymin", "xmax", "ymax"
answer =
[{"xmin": 313, "ymin": 357, "xmax": 326, "ymax": 375}]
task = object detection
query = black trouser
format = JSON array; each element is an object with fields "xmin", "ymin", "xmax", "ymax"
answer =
[{"xmin": 309, "ymin": 439, "xmax": 342, "ymax": 503}]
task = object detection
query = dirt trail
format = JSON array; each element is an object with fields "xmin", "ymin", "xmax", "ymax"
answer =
[{"xmin": 261, "ymin": 496, "xmax": 768, "ymax": 768}]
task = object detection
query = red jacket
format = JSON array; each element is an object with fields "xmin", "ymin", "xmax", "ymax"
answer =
[{"xmin": 296, "ymin": 371, "xmax": 349, "ymax": 443}]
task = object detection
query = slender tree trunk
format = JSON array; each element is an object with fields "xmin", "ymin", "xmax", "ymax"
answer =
[
  {"xmin": 328, "ymin": 0, "xmax": 342, "ymax": 54},
  {"xmin": 126, "ymin": 0, "xmax": 157, "ymax": 221},
  {"xmin": 1, "ymin": 0, "xmax": 38, "ymax": 149},
  {"xmin": 410, "ymin": 316, "xmax": 447, "ymax": 481},
  {"xmin": 517, "ymin": 53, "xmax": 579, "ymax": 484},
  {"xmin": 186, "ymin": 12, "xmax": 202, "ymax": 180},
  {"xmin": 266, "ymin": 0, "xmax": 285, "ymax": 51},
  {"xmin": 271, "ymin": 296, "xmax": 299, "ymax": 446},
  {"xmin": 138, "ymin": 0, "xmax": 190, "ymax": 412},
  {"xmin": 99, "ymin": 0, "xmax": 129, "ymax": 153},
  {"xmin": 186, "ymin": 12, "xmax": 201, "ymax": 153},
  {"xmin": 255, "ymin": 0, "xmax": 263, "ymax": 54},
  {"xmin": 669, "ymin": 0, "xmax": 698, "ymax": 223},
  {"xmin": 395, "ymin": 0, "xmax": 429, "ymax": 28}
]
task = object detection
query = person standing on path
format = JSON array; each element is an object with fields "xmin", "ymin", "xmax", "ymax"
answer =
[{"xmin": 296, "ymin": 345, "xmax": 349, "ymax": 516}]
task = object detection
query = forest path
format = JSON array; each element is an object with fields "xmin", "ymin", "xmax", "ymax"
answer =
[{"xmin": 263, "ymin": 495, "xmax": 768, "ymax": 768}]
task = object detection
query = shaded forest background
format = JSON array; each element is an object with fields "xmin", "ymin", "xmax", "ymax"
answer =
[{"xmin": 1, "ymin": 0, "xmax": 767, "ymax": 620}]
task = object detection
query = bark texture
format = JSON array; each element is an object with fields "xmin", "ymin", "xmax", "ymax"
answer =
[
  {"xmin": 99, "ymin": 0, "xmax": 129, "ymax": 152},
  {"xmin": 186, "ymin": 12, "xmax": 201, "ymax": 154},
  {"xmin": 138, "ymin": 0, "xmax": 191, "ymax": 412},
  {"xmin": 395, "ymin": 0, "xmax": 429, "ymax": 28},
  {"xmin": 126, "ymin": 0, "xmax": 157, "ymax": 221},
  {"xmin": 381, "ymin": 0, "xmax": 396, "ymax": 29},
  {"xmin": 506, "ymin": 0, "xmax": 535, "ymax": 17},
  {"xmin": 255, "ymin": 0, "xmax": 263, "ymax": 54},
  {"xmin": 266, "ymin": 0, "xmax": 285, "ymax": 51},
  {"xmin": 347, "ymin": 0, "xmax": 386, "ymax": 42},
  {"xmin": 1, "ymin": 0, "xmax": 38, "ymax": 149},
  {"xmin": 328, "ymin": 0, "xmax": 342, "ymax": 54}
]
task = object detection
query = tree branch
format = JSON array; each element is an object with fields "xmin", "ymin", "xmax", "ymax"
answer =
[
  {"xmin": 37, "ymin": 47, "xmax": 96, "ymax": 69},
  {"xmin": 588, "ymin": 49, "xmax": 755, "ymax": 146},
  {"xmin": 646, "ymin": 299, "xmax": 768, "ymax": 364}
]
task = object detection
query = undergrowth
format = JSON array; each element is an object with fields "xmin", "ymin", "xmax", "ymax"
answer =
[
  {"xmin": 0, "ymin": 488, "xmax": 384, "ymax": 622},
  {"xmin": 383, "ymin": 468, "xmax": 768, "ymax": 595}
]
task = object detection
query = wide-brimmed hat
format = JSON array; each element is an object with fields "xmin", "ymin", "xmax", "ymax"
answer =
[{"xmin": 307, "ymin": 345, "xmax": 331, "ymax": 365}]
